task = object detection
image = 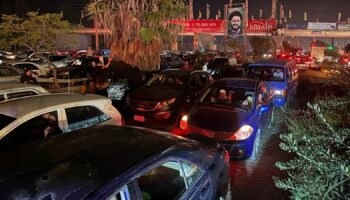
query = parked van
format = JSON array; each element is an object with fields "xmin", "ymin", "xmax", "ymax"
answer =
[{"xmin": 245, "ymin": 59, "xmax": 298, "ymax": 108}]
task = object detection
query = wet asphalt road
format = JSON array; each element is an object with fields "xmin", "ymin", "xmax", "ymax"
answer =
[{"xmin": 229, "ymin": 69, "xmax": 324, "ymax": 200}]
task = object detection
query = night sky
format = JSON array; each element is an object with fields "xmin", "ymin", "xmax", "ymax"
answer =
[{"xmin": 0, "ymin": 0, "xmax": 349, "ymax": 24}]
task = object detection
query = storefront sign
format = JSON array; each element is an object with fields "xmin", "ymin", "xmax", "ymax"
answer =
[
  {"xmin": 171, "ymin": 20, "xmax": 225, "ymax": 33},
  {"xmin": 246, "ymin": 20, "xmax": 277, "ymax": 33}
]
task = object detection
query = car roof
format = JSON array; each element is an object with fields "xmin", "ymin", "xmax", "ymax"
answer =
[
  {"xmin": 0, "ymin": 65, "xmax": 24, "ymax": 72},
  {"xmin": 248, "ymin": 58, "xmax": 295, "ymax": 67},
  {"xmin": 212, "ymin": 78, "xmax": 260, "ymax": 89},
  {"xmin": 0, "ymin": 125, "xmax": 198, "ymax": 198},
  {"xmin": 0, "ymin": 83, "xmax": 45, "ymax": 91},
  {"xmin": 0, "ymin": 93, "xmax": 109, "ymax": 118}
]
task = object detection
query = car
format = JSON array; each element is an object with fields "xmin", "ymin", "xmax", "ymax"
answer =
[
  {"xmin": 0, "ymin": 125, "xmax": 231, "ymax": 200},
  {"xmin": 125, "ymin": 69, "xmax": 211, "ymax": 130},
  {"xmin": 11, "ymin": 61, "xmax": 52, "ymax": 77},
  {"xmin": 339, "ymin": 55, "xmax": 350, "ymax": 67},
  {"xmin": 0, "ymin": 65, "xmax": 26, "ymax": 83},
  {"xmin": 19, "ymin": 52, "xmax": 73, "ymax": 68},
  {"xmin": 179, "ymin": 78, "xmax": 272, "ymax": 159},
  {"xmin": 0, "ymin": 93, "xmax": 122, "ymax": 151},
  {"xmin": 0, "ymin": 83, "xmax": 49, "ymax": 102},
  {"xmin": 245, "ymin": 58, "xmax": 298, "ymax": 108}
]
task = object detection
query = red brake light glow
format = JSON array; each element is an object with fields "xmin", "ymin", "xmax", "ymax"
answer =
[{"xmin": 179, "ymin": 115, "xmax": 188, "ymax": 130}]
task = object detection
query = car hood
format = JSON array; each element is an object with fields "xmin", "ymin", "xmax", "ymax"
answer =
[
  {"xmin": 188, "ymin": 105, "xmax": 251, "ymax": 132},
  {"xmin": 129, "ymin": 86, "xmax": 184, "ymax": 102}
]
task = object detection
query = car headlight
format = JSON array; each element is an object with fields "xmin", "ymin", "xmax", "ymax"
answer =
[
  {"xmin": 273, "ymin": 89, "xmax": 286, "ymax": 97},
  {"xmin": 0, "ymin": 60, "xmax": 2, "ymax": 64},
  {"xmin": 157, "ymin": 98, "xmax": 176, "ymax": 109},
  {"xmin": 231, "ymin": 125, "xmax": 254, "ymax": 140}
]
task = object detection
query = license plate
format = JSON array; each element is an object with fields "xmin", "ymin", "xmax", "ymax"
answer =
[{"xmin": 134, "ymin": 115, "xmax": 145, "ymax": 122}]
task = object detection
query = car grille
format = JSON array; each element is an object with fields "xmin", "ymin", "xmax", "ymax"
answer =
[{"xmin": 129, "ymin": 99, "xmax": 159, "ymax": 111}]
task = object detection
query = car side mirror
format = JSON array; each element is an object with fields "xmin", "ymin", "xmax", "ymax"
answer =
[{"xmin": 259, "ymin": 105, "xmax": 270, "ymax": 115}]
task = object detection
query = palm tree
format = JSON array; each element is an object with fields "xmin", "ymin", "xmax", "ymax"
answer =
[
  {"xmin": 85, "ymin": 0, "xmax": 187, "ymax": 71},
  {"xmin": 85, "ymin": 0, "xmax": 106, "ymax": 50}
]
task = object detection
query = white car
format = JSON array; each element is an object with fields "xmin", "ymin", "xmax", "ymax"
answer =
[
  {"xmin": 11, "ymin": 61, "xmax": 52, "ymax": 77},
  {"xmin": 0, "ymin": 83, "xmax": 49, "ymax": 102},
  {"xmin": 0, "ymin": 93, "xmax": 123, "ymax": 150}
]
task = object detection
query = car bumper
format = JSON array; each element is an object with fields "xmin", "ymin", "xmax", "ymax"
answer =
[
  {"xmin": 273, "ymin": 96, "xmax": 286, "ymax": 106},
  {"xmin": 218, "ymin": 138, "xmax": 254, "ymax": 159},
  {"xmin": 124, "ymin": 107, "xmax": 177, "ymax": 131}
]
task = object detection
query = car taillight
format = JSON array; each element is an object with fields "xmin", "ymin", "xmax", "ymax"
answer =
[
  {"xmin": 344, "ymin": 58, "xmax": 349, "ymax": 63},
  {"xmin": 179, "ymin": 115, "xmax": 188, "ymax": 130},
  {"xmin": 225, "ymin": 150, "xmax": 230, "ymax": 165},
  {"xmin": 229, "ymin": 125, "xmax": 254, "ymax": 140},
  {"xmin": 157, "ymin": 98, "xmax": 176, "ymax": 109}
]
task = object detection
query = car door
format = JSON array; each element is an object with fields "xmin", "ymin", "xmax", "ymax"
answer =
[
  {"xmin": 0, "ymin": 67, "xmax": 21, "ymax": 82},
  {"xmin": 0, "ymin": 110, "xmax": 63, "ymax": 151},
  {"xmin": 256, "ymin": 86, "xmax": 271, "ymax": 130}
]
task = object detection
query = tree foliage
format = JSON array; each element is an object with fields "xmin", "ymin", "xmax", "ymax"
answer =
[
  {"xmin": 249, "ymin": 36, "xmax": 272, "ymax": 58},
  {"xmin": 85, "ymin": 0, "xmax": 187, "ymax": 71},
  {"xmin": 274, "ymin": 96, "xmax": 350, "ymax": 199},
  {"xmin": 0, "ymin": 11, "xmax": 80, "ymax": 51}
]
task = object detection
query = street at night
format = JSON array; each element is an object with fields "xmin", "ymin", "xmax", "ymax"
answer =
[{"xmin": 0, "ymin": 0, "xmax": 350, "ymax": 199}]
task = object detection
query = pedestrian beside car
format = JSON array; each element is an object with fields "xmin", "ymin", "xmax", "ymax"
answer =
[
  {"xmin": 20, "ymin": 69, "xmax": 38, "ymax": 85},
  {"xmin": 96, "ymin": 56, "xmax": 111, "ymax": 97}
]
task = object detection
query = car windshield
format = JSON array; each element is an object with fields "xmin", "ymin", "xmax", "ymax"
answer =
[
  {"xmin": 246, "ymin": 66, "xmax": 285, "ymax": 82},
  {"xmin": 147, "ymin": 73, "xmax": 188, "ymax": 88},
  {"xmin": 200, "ymin": 86, "xmax": 255, "ymax": 111},
  {"xmin": 0, "ymin": 114, "xmax": 16, "ymax": 130}
]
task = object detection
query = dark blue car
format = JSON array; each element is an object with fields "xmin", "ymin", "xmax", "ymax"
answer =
[
  {"xmin": 0, "ymin": 125, "xmax": 230, "ymax": 200},
  {"xmin": 179, "ymin": 78, "xmax": 272, "ymax": 159}
]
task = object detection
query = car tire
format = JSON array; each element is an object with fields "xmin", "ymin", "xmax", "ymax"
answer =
[{"xmin": 250, "ymin": 128, "xmax": 261, "ymax": 160}]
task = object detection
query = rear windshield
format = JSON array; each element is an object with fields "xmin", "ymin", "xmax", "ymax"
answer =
[
  {"xmin": 0, "ymin": 114, "xmax": 16, "ymax": 130},
  {"xmin": 246, "ymin": 66, "xmax": 285, "ymax": 82}
]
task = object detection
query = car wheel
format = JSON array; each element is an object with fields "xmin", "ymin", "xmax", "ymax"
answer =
[{"xmin": 250, "ymin": 128, "xmax": 261, "ymax": 160}]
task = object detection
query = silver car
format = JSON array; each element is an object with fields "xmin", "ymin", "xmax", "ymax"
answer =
[
  {"xmin": 0, "ymin": 93, "xmax": 123, "ymax": 150},
  {"xmin": 0, "ymin": 83, "xmax": 49, "ymax": 102}
]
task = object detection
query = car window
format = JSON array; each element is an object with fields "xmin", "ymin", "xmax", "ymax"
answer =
[
  {"xmin": 147, "ymin": 74, "xmax": 187, "ymax": 88},
  {"xmin": 0, "ymin": 111, "xmax": 61, "ymax": 150},
  {"xmin": 106, "ymin": 184, "xmax": 134, "ymax": 200},
  {"xmin": 0, "ymin": 67, "xmax": 19, "ymax": 76},
  {"xmin": 16, "ymin": 64, "xmax": 37, "ymax": 71},
  {"xmin": 247, "ymin": 66, "xmax": 285, "ymax": 82},
  {"xmin": 137, "ymin": 161, "xmax": 186, "ymax": 200},
  {"xmin": 201, "ymin": 86, "xmax": 255, "ymax": 111},
  {"xmin": 181, "ymin": 161, "xmax": 203, "ymax": 186},
  {"xmin": 65, "ymin": 106, "xmax": 110, "ymax": 132},
  {"xmin": 7, "ymin": 91, "xmax": 38, "ymax": 100},
  {"xmin": 0, "ymin": 113, "xmax": 16, "ymax": 130}
]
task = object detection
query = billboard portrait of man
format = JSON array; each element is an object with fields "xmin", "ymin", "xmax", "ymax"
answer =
[{"xmin": 227, "ymin": 7, "xmax": 244, "ymax": 38}]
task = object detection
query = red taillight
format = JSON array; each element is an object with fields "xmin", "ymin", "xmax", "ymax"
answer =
[
  {"xmin": 344, "ymin": 58, "xmax": 349, "ymax": 62},
  {"xmin": 121, "ymin": 116, "xmax": 126, "ymax": 126},
  {"xmin": 281, "ymin": 54, "xmax": 286, "ymax": 57},
  {"xmin": 179, "ymin": 115, "xmax": 188, "ymax": 130},
  {"xmin": 225, "ymin": 150, "xmax": 230, "ymax": 164}
]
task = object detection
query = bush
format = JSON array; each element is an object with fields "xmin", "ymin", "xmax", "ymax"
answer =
[{"xmin": 274, "ymin": 96, "xmax": 350, "ymax": 199}]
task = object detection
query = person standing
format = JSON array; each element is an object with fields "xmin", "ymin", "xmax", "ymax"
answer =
[
  {"xmin": 95, "ymin": 56, "xmax": 111, "ymax": 97},
  {"xmin": 20, "ymin": 69, "xmax": 38, "ymax": 84}
]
